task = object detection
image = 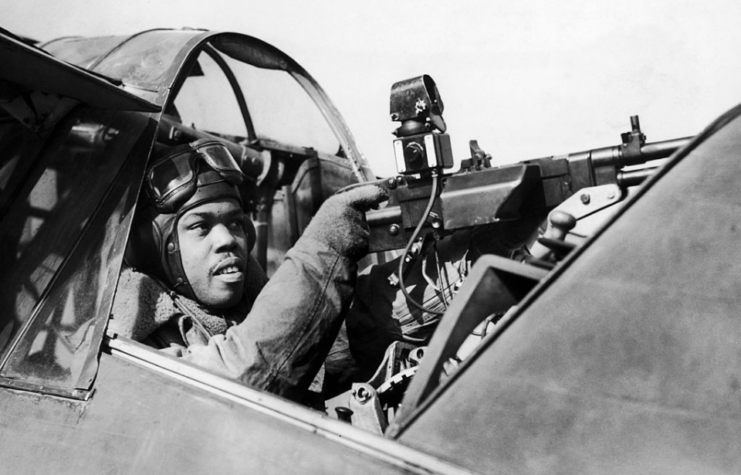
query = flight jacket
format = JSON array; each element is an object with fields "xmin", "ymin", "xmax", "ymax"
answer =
[{"xmin": 108, "ymin": 236, "xmax": 355, "ymax": 402}]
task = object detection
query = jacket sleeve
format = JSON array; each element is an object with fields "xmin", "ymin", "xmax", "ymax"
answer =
[{"xmin": 182, "ymin": 237, "xmax": 357, "ymax": 401}]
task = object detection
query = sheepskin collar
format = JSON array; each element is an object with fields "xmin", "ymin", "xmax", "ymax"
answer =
[{"xmin": 107, "ymin": 256, "xmax": 267, "ymax": 342}]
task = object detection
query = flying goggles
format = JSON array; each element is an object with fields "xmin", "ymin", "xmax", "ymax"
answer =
[{"xmin": 146, "ymin": 139, "xmax": 244, "ymax": 213}]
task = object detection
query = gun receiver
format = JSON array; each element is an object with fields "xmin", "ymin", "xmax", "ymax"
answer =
[{"xmin": 367, "ymin": 115, "xmax": 693, "ymax": 253}]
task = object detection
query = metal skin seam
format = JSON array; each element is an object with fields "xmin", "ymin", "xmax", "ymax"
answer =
[{"xmin": 106, "ymin": 336, "xmax": 479, "ymax": 475}]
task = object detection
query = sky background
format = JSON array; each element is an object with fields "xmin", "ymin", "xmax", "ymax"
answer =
[{"xmin": 3, "ymin": 0, "xmax": 740, "ymax": 176}]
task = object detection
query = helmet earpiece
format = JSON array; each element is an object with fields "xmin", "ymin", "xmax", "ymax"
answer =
[{"xmin": 125, "ymin": 206, "xmax": 169, "ymax": 277}]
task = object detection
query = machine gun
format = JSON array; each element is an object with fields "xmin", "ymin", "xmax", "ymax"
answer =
[
  {"xmin": 326, "ymin": 76, "xmax": 695, "ymax": 433},
  {"xmin": 366, "ymin": 75, "xmax": 693, "ymax": 257}
]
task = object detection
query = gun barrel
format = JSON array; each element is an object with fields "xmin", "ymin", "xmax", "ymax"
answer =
[
  {"xmin": 637, "ymin": 136, "xmax": 693, "ymax": 163},
  {"xmin": 617, "ymin": 166, "xmax": 660, "ymax": 187},
  {"xmin": 572, "ymin": 136, "xmax": 693, "ymax": 169},
  {"xmin": 613, "ymin": 136, "xmax": 693, "ymax": 167}
]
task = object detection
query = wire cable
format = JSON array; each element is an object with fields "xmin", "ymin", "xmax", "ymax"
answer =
[{"xmin": 398, "ymin": 170, "xmax": 445, "ymax": 317}]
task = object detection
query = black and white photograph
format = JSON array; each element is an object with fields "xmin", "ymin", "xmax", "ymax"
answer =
[{"xmin": 1, "ymin": 1, "xmax": 740, "ymax": 473}]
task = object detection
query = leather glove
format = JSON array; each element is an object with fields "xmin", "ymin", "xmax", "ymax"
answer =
[{"xmin": 302, "ymin": 184, "xmax": 388, "ymax": 260}]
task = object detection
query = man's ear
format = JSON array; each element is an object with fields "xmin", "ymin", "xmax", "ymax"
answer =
[{"xmin": 243, "ymin": 214, "xmax": 256, "ymax": 253}]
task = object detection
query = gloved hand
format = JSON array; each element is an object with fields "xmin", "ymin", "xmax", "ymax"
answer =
[{"xmin": 302, "ymin": 184, "xmax": 388, "ymax": 260}]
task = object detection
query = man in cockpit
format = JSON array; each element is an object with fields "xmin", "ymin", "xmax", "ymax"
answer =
[{"xmin": 107, "ymin": 139, "xmax": 387, "ymax": 402}]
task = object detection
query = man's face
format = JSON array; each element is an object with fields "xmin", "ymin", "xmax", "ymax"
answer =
[{"xmin": 177, "ymin": 199, "xmax": 248, "ymax": 308}]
